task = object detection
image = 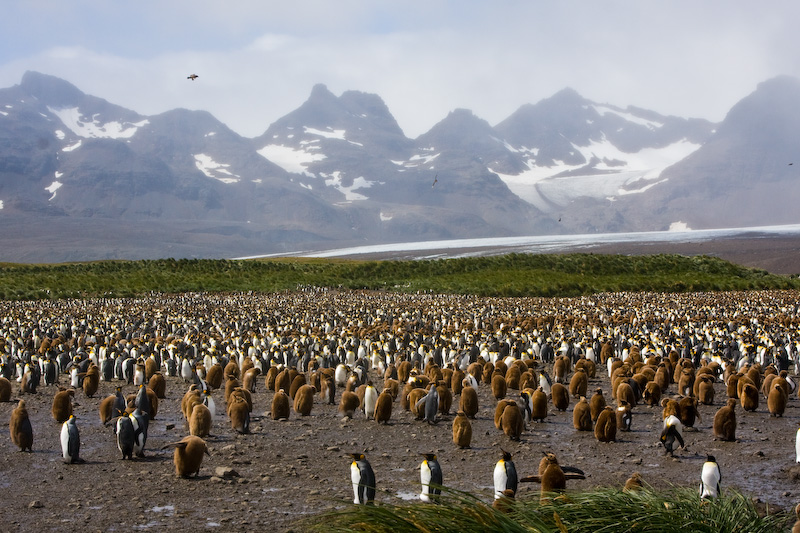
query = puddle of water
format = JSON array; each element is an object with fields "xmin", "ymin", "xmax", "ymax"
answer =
[{"xmin": 395, "ymin": 490, "xmax": 418, "ymax": 501}]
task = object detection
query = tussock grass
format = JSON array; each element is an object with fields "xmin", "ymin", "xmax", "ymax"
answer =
[
  {"xmin": 0, "ymin": 253, "xmax": 797, "ymax": 300},
  {"xmin": 304, "ymin": 487, "xmax": 789, "ymax": 533}
]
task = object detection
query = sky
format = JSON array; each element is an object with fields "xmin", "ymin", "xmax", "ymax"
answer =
[{"xmin": 1, "ymin": 1, "xmax": 799, "ymax": 139}]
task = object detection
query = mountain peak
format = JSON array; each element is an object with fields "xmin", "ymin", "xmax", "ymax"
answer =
[{"xmin": 19, "ymin": 71, "xmax": 86, "ymax": 106}]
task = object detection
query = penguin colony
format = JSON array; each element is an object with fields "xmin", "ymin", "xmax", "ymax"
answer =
[{"xmin": 1, "ymin": 289, "xmax": 800, "ymax": 524}]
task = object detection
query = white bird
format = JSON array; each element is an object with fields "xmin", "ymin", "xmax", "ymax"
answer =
[{"xmin": 699, "ymin": 455, "xmax": 721, "ymax": 499}]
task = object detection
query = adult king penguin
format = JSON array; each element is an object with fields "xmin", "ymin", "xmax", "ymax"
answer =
[
  {"xmin": 60, "ymin": 415, "xmax": 84, "ymax": 464},
  {"xmin": 700, "ymin": 455, "xmax": 721, "ymax": 499},
  {"xmin": 419, "ymin": 453, "xmax": 443, "ymax": 502},
  {"xmin": 350, "ymin": 453, "xmax": 376, "ymax": 505},
  {"xmin": 660, "ymin": 414, "xmax": 685, "ymax": 457},
  {"xmin": 115, "ymin": 414, "xmax": 136, "ymax": 460},
  {"xmin": 494, "ymin": 449, "xmax": 518, "ymax": 499}
]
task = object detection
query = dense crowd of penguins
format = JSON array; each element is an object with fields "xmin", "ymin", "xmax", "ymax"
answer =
[{"xmin": 3, "ymin": 288, "xmax": 800, "ymax": 526}]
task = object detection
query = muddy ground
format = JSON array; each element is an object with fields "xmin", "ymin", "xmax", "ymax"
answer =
[{"xmin": 0, "ymin": 356, "xmax": 798, "ymax": 533}]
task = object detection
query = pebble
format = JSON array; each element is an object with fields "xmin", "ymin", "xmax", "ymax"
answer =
[{"xmin": 28, "ymin": 500, "xmax": 43, "ymax": 509}]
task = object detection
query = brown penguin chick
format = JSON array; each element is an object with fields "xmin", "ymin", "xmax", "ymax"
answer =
[
  {"xmin": 321, "ymin": 376, "xmax": 336, "ymax": 404},
  {"xmin": 504, "ymin": 366, "xmax": 521, "ymax": 390},
  {"xmin": 437, "ymin": 382, "xmax": 453, "ymax": 415},
  {"xmin": 654, "ymin": 364, "xmax": 670, "ymax": 393},
  {"xmin": 589, "ymin": 388, "xmax": 606, "ymax": 422},
  {"xmin": 339, "ymin": 390, "xmax": 361, "ymax": 419},
  {"xmin": 82, "ymin": 365, "xmax": 100, "ymax": 397},
  {"xmin": 737, "ymin": 375, "xmax": 755, "ymax": 399},
  {"xmin": 52, "ymin": 388, "xmax": 75, "ymax": 423},
  {"xmin": 9, "ymin": 399, "xmax": 33, "ymax": 452},
  {"xmin": 450, "ymin": 369, "xmax": 465, "ymax": 395},
  {"xmin": 264, "ymin": 366, "xmax": 280, "ymax": 391},
  {"xmin": 274, "ymin": 369, "xmax": 292, "ymax": 395},
  {"xmin": 289, "ymin": 374, "xmax": 307, "ymax": 400},
  {"xmin": 491, "ymin": 374, "xmax": 507, "ymax": 400},
  {"xmin": 374, "ymin": 388, "xmax": 393, "ymax": 424},
  {"xmin": 0, "ymin": 377, "xmax": 11, "ymax": 402},
  {"xmin": 767, "ymin": 385, "xmax": 787, "ymax": 417},
  {"xmin": 126, "ymin": 387, "xmax": 159, "ymax": 419},
  {"xmin": 271, "ymin": 389, "xmax": 291, "ymax": 420},
  {"xmin": 452, "ymin": 411, "xmax": 472, "ymax": 448},
  {"xmin": 520, "ymin": 452, "xmax": 585, "ymax": 503},
  {"xmin": 408, "ymin": 388, "xmax": 428, "ymax": 420},
  {"xmin": 242, "ymin": 367, "xmax": 261, "ymax": 393},
  {"xmin": 182, "ymin": 385, "xmax": 202, "ymax": 421},
  {"xmin": 661, "ymin": 397, "xmax": 680, "ymax": 419},
  {"xmin": 98, "ymin": 392, "xmax": 121, "ymax": 424},
  {"xmin": 531, "ymin": 387, "xmax": 548, "ymax": 422},
  {"xmin": 241, "ymin": 357, "xmax": 254, "ymax": 375},
  {"xmin": 615, "ymin": 381, "xmax": 636, "ymax": 408},
  {"xmin": 677, "ymin": 367, "xmax": 695, "ymax": 397},
  {"xmin": 163, "ymin": 435, "xmax": 210, "ymax": 478},
  {"xmin": 223, "ymin": 360, "xmax": 240, "ymax": 381},
  {"xmin": 293, "ymin": 384, "xmax": 315, "ymax": 416},
  {"xmin": 397, "ymin": 360, "xmax": 412, "ymax": 383},
  {"xmin": 224, "ymin": 375, "xmax": 240, "ymax": 403},
  {"xmin": 482, "ymin": 362, "xmax": 494, "ymax": 385},
  {"xmin": 713, "ymin": 398, "xmax": 738, "ymax": 441},
  {"xmin": 568, "ymin": 368, "xmax": 588, "ymax": 398},
  {"xmin": 459, "ymin": 383, "xmax": 479, "ymax": 419},
  {"xmin": 642, "ymin": 381, "xmax": 662, "ymax": 407},
  {"xmin": 697, "ymin": 376, "xmax": 715, "ymax": 405},
  {"xmin": 144, "ymin": 356, "xmax": 158, "ymax": 381},
  {"xmin": 623, "ymin": 472, "xmax": 644, "ymax": 492},
  {"xmin": 227, "ymin": 394, "xmax": 251, "ymax": 434},
  {"xmin": 492, "ymin": 489, "xmax": 516, "ymax": 513},
  {"xmin": 189, "ymin": 402, "xmax": 212, "ymax": 438},
  {"xmin": 501, "ymin": 402, "xmax": 524, "ymax": 441},
  {"xmin": 594, "ymin": 406, "xmax": 617, "ymax": 443},
  {"xmin": 206, "ymin": 363, "xmax": 223, "ymax": 390},
  {"xmin": 573, "ymin": 396, "xmax": 593, "ymax": 431},
  {"xmin": 148, "ymin": 372, "xmax": 166, "ymax": 399},
  {"xmin": 231, "ymin": 387, "xmax": 252, "ymax": 412},
  {"xmin": 551, "ymin": 383, "xmax": 570, "ymax": 411},
  {"xmin": 740, "ymin": 382, "xmax": 759, "ymax": 412},
  {"xmin": 494, "ymin": 399, "xmax": 517, "ymax": 429},
  {"xmin": 553, "ymin": 356, "xmax": 568, "ymax": 384},
  {"xmin": 616, "ymin": 400, "xmax": 632, "ymax": 431},
  {"xmin": 726, "ymin": 372, "xmax": 741, "ymax": 398},
  {"xmin": 678, "ymin": 396, "xmax": 700, "ymax": 428}
]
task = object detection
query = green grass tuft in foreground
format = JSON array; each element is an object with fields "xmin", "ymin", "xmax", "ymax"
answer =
[{"xmin": 302, "ymin": 487, "xmax": 789, "ymax": 533}]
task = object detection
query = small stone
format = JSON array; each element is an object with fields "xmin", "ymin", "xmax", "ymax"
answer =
[
  {"xmin": 326, "ymin": 446, "xmax": 340, "ymax": 452},
  {"xmin": 29, "ymin": 500, "xmax": 43, "ymax": 509},
  {"xmin": 215, "ymin": 467, "xmax": 240, "ymax": 478},
  {"xmin": 166, "ymin": 423, "xmax": 175, "ymax": 430}
]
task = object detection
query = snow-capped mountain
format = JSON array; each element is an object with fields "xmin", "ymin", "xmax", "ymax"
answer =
[{"xmin": 0, "ymin": 70, "xmax": 796, "ymax": 262}]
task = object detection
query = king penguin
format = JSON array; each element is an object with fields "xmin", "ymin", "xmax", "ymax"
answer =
[
  {"xmin": 415, "ymin": 385, "xmax": 439, "ymax": 425},
  {"xmin": 60, "ymin": 415, "xmax": 84, "ymax": 464},
  {"xmin": 660, "ymin": 414, "xmax": 685, "ymax": 457},
  {"xmin": 494, "ymin": 449, "xmax": 518, "ymax": 499},
  {"xmin": 115, "ymin": 414, "xmax": 136, "ymax": 460},
  {"xmin": 350, "ymin": 453, "xmax": 376, "ymax": 505},
  {"xmin": 795, "ymin": 423, "xmax": 800, "ymax": 462},
  {"xmin": 699, "ymin": 455, "xmax": 721, "ymax": 499},
  {"xmin": 419, "ymin": 452, "xmax": 443, "ymax": 502},
  {"xmin": 9, "ymin": 399, "xmax": 33, "ymax": 452}
]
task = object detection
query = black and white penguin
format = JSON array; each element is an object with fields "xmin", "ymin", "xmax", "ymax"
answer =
[
  {"xmin": 415, "ymin": 385, "xmax": 439, "ymax": 425},
  {"xmin": 493, "ymin": 449, "xmax": 518, "ymax": 499},
  {"xmin": 115, "ymin": 415, "xmax": 136, "ymax": 460},
  {"xmin": 419, "ymin": 453, "xmax": 443, "ymax": 502},
  {"xmin": 700, "ymin": 455, "xmax": 721, "ymax": 499},
  {"xmin": 660, "ymin": 414, "xmax": 685, "ymax": 457},
  {"xmin": 60, "ymin": 415, "xmax": 84, "ymax": 464},
  {"xmin": 350, "ymin": 453, "xmax": 376, "ymax": 505},
  {"xmin": 130, "ymin": 408, "xmax": 149, "ymax": 457}
]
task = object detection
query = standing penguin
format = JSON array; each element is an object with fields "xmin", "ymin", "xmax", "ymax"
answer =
[
  {"xmin": 594, "ymin": 406, "xmax": 617, "ymax": 443},
  {"xmin": 60, "ymin": 415, "xmax": 84, "ymax": 464},
  {"xmin": 374, "ymin": 388, "xmax": 393, "ymax": 424},
  {"xmin": 713, "ymin": 398, "xmax": 737, "ymax": 441},
  {"xmin": 699, "ymin": 455, "xmax": 721, "ymax": 499},
  {"xmin": 363, "ymin": 382, "xmax": 378, "ymax": 420},
  {"xmin": 415, "ymin": 385, "xmax": 439, "ymax": 425},
  {"xmin": 163, "ymin": 435, "xmax": 210, "ymax": 477},
  {"xmin": 350, "ymin": 453, "xmax": 376, "ymax": 505},
  {"xmin": 573, "ymin": 396, "xmax": 593, "ymax": 431},
  {"xmin": 271, "ymin": 389, "xmax": 290, "ymax": 420},
  {"xmin": 493, "ymin": 449, "xmax": 518, "ymax": 499},
  {"xmin": 115, "ymin": 415, "xmax": 136, "ymax": 460},
  {"xmin": 660, "ymin": 414, "xmax": 685, "ymax": 456},
  {"xmin": 9, "ymin": 399, "xmax": 33, "ymax": 452},
  {"xmin": 419, "ymin": 453, "xmax": 443, "ymax": 502},
  {"xmin": 616, "ymin": 400, "xmax": 632, "ymax": 432},
  {"xmin": 130, "ymin": 408, "xmax": 149, "ymax": 458},
  {"xmin": 795, "ymin": 424, "xmax": 800, "ymax": 462},
  {"xmin": 452, "ymin": 411, "xmax": 472, "ymax": 449}
]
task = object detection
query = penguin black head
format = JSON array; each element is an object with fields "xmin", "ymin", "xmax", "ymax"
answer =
[
  {"xmin": 706, "ymin": 455, "xmax": 716, "ymax": 462},
  {"xmin": 350, "ymin": 452, "xmax": 366, "ymax": 461},
  {"xmin": 500, "ymin": 449, "xmax": 512, "ymax": 461},
  {"xmin": 421, "ymin": 453, "xmax": 437, "ymax": 461}
]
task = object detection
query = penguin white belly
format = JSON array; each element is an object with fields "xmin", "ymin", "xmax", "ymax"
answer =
[
  {"xmin": 351, "ymin": 463, "xmax": 362, "ymax": 504},
  {"xmin": 420, "ymin": 462, "xmax": 432, "ymax": 502},
  {"xmin": 493, "ymin": 461, "xmax": 507, "ymax": 499},
  {"xmin": 60, "ymin": 422, "xmax": 70, "ymax": 460}
]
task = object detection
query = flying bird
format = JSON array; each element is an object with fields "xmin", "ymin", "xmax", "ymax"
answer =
[
  {"xmin": 431, "ymin": 174, "xmax": 438, "ymax": 187},
  {"xmin": 187, "ymin": 74, "xmax": 199, "ymax": 81}
]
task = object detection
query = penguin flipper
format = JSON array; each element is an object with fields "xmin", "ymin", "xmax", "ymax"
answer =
[
  {"xmin": 564, "ymin": 472, "xmax": 586, "ymax": 480},
  {"xmin": 520, "ymin": 475, "xmax": 542, "ymax": 483},
  {"xmin": 561, "ymin": 465, "xmax": 585, "ymax": 476}
]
